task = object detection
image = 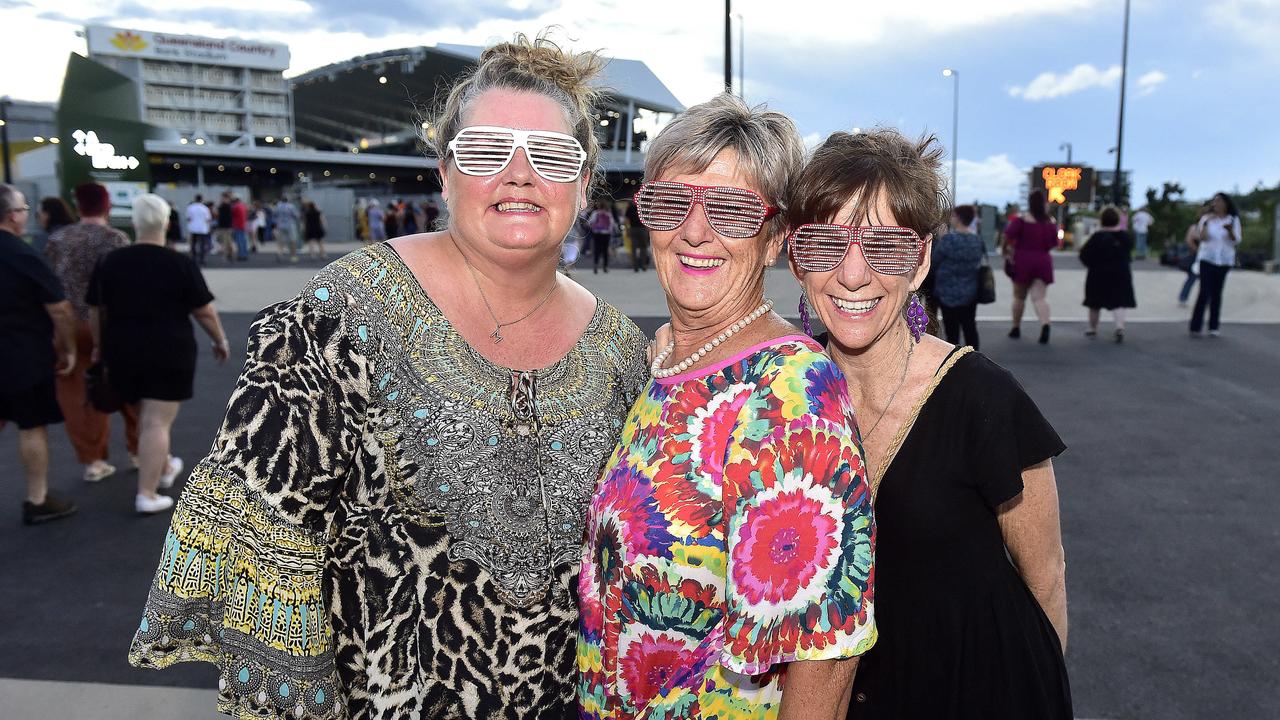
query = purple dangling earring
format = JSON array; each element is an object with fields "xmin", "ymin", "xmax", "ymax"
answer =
[
  {"xmin": 798, "ymin": 291, "xmax": 814, "ymax": 337},
  {"xmin": 906, "ymin": 293, "xmax": 928, "ymax": 343}
]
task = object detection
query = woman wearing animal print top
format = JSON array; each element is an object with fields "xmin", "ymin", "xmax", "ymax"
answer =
[{"xmin": 128, "ymin": 34, "xmax": 648, "ymax": 719}]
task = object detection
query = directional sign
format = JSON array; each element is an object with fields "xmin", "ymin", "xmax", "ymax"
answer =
[{"xmin": 1031, "ymin": 165, "xmax": 1095, "ymax": 205}]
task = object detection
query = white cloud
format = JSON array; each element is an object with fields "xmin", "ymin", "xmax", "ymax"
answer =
[
  {"xmin": 1206, "ymin": 0, "xmax": 1280, "ymax": 61},
  {"xmin": 1136, "ymin": 70, "xmax": 1167, "ymax": 96},
  {"xmin": 1009, "ymin": 64, "xmax": 1122, "ymax": 101},
  {"xmin": 0, "ymin": 0, "xmax": 1114, "ymax": 110},
  {"xmin": 956, "ymin": 154, "xmax": 1027, "ymax": 205},
  {"xmin": 802, "ymin": 132, "xmax": 823, "ymax": 150}
]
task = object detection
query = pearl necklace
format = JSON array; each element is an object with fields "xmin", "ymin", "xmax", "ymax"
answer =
[{"xmin": 650, "ymin": 299, "xmax": 774, "ymax": 378}]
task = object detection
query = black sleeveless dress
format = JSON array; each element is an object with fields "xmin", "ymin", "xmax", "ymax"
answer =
[{"xmin": 847, "ymin": 349, "xmax": 1073, "ymax": 719}]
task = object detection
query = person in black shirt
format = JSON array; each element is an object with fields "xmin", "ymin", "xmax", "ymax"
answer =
[
  {"xmin": 1080, "ymin": 206, "xmax": 1136, "ymax": 343},
  {"xmin": 0, "ymin": 184, "xmax": 79, "ymax": 524},
  {"xmin": 624, "ymin": 197, "xmax": 649, "ymax": 271},
  {"xmin": 787, "ymin": 131, "xmax": 1072, "ymax": 719},
  {"xmin": 214, "ymin": 191, "xmax": 235, "ymax": 262},
  {"xmin": 303, "ymin": 200, "xmax": 327, "ymax": 260},
  {"xmin": 87, "ymin": 193, "xmax": 230, "ymax": 514}
]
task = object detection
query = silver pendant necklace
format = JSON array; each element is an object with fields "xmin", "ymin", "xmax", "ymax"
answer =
[
  {"xmin": 861, "ymin": 330, "xmax": 915, "ymax": 442},
  {"xmin": 459, "ymin": 249, "xmax": 558, "ymax": 344}
]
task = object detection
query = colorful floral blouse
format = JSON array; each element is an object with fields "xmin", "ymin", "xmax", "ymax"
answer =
[{"xmin": 577, "ymin": 336, "xmax": 877, "ymax": 719}]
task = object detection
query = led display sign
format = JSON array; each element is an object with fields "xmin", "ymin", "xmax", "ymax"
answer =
[{"xmin": 1031, "ymin": 165, "xmax": 1095, "ymax": 205}]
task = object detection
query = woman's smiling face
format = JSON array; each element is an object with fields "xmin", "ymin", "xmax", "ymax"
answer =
[
  {"xmin": 793, "ymin": 188, "xmax": 930, "ymax": 352},
  {"xmin": 649, "ymin": 148, "xmax": 782, "ymax": 320},
  {"xmin": 440, "ymin": 88, "xmax": 588, "ymax": 255}
]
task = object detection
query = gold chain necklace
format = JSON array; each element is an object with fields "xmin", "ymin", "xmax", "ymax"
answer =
[
  {"xmin": 458, "ymin": 248, "xmax": 558, "ymax": 344},
  {"xmin": 861, "ymin": 330, "xmax": 915, "ymax": 442}
]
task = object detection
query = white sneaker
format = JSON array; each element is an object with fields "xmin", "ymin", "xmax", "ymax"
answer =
[
  {"xmin": 1208, "ymin": 330, "xmax": 1221, "ymax": 338},
  {"xmin": 158, "ymin": 456, "xmax": 184, "ymax": 489},
  {"xmin": 135, "ymin": 493, "xmax": 175, "ymax": 514},
  {"xmin": 84, "ymin": 461, "xmax": 117, "ymax": 483}
]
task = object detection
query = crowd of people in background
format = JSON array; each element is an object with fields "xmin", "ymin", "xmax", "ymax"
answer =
[
  {"xmin": 178, "ymin": 192, "xmax": 323, "ymax": 265},
  {"xmin": 923, "ymin": 186, "xmax": 1244, "ymax": 347},
  {"xmin": 559, "ymin": 195, "xmax": 651, "ymax": 275},
  {"xmin": 355, "ymin": 197, "xmax": 440, "ymax": 242},
  {"xmin": 1, "ymin": 181, "xmax": 227, "ymax": 523}
]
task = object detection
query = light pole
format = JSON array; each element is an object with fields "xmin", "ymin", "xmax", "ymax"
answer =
[
  {"xmin": 724, "ymin": 0, "xmax": 733, "ymax": 93},
  {"xmin": 734, "ymin": 13, "xmax": 745, "ymax": 101},
  {"xmin": 942, "ymin": 68, "xmax": 959, "ymax": 204},
  {"xmin": 1113, "ymin": 0, "xmax": 1131, "ymax": 206},
  {"xmin": 1057, "ymin": 143, "xmax": 1073, "ymax": 233},
  {"xmin": 1, "ymin": 97, "xmax": 11, "ymax": 185}
]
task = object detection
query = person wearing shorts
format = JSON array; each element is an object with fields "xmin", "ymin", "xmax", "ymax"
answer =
[{"xmin": 0, "ymin": 184, "xmax": 79, "ymax": 524}]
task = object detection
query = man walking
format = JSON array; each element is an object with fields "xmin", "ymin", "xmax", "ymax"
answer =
[
  {"xmin": 273, "ymin": 195, "xmax": 301, "ymax": 263},
  {"xmin": 214, "ymin": 192, "xmax": 234, "ymax": 262},
  {"xmin": 230, "ymin": 193, "xmax": 249, "ymax": 261},
  {"xmin": 185, "ymin": 194, "xmax": 212, "ymax": 265},
  {"xmin": 0, "ymin": 184, "xmax": 79, "ymax": 524},
  {"xmin": 1131, "ymin": 206, "xmax": 1154, "ymax": 260}
]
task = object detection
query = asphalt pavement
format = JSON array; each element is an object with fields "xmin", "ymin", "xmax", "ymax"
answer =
[{"xmin": 1, "ymin": 261, "xmax": 1278, "ymax": 718}]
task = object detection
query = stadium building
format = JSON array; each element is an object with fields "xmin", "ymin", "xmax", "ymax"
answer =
[{"xmin": 12, "ymin": 25, "xmax": 684, "ymax": 235}]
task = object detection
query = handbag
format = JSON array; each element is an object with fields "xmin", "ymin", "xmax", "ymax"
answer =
[
  {"xmin": 977, "ymin": 254, "xmax": 997, "ymax": 304},
  {"xmin": 86, "ymin": 362, "xmax": 124, "ymax": 413}
]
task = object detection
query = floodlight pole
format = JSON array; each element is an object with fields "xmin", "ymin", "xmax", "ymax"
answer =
[
  {"xmin": 724, "ymin": 0, "xmax": 733, "ymax": 94},
  {"xmin": 943, "ymin": 69, "xmax": 958, "ymax": 205},
  {"xmin": 1, "ymin": 97, "xmax": 11, "ymax": 184},
  {"xmin": 1113, "ymin": 0, "xmax": 1130, "ymax": 206},
  {"xmin": 1058, "ymin": 142, "xmax": 1073, "ymax": 232},
  {"xmin": 736, "ymin": 13, "xmax": 745, "ymax": 101}
]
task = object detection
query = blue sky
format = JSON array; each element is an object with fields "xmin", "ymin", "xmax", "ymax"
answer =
[{"xmin": 4, "ymin": 0, "xmax": 1277, "ymax": 205}]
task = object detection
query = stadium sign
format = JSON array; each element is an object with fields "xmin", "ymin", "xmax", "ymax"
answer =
[
  {"xmin": 72, "ymin": 129, "xmax": 140, "ymax": 171},
  {"xmin": 85, "ymin": 25, "xmax": 290, "ymax": 71}
]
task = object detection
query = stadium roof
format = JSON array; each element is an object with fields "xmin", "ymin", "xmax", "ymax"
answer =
[
  {"xmin": 431, "ymin": 43, "xmax": 684, "ymax": 114},
  {"xmin": 290, "ymin": 43, "xmax": 683, "ymax": 160}
]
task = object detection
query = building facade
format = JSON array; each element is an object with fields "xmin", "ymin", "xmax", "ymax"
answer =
[{"xmin": 84, "ymin": 25, "xmax": 293, "ymax": 147}]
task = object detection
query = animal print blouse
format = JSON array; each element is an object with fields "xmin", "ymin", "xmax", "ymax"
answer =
[{"xmin": 128, "ymin": 242, "xmax": 649, "ymax": 719}]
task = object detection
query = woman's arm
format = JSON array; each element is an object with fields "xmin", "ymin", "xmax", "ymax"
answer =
[
  {"xmin": 997, "ymin": 459, "xmax": 1068, "ymax": 652},
  {"xmin": 779, "ymin": 657, "xmax": 860, "ymax": 720},
  {"xmin": 1185, "ymin": 224, "xmax": 1199, "ymax": 250},
  {"xmin": 192, "ymin": 301, "xmax": 230, "ymax": 363}
]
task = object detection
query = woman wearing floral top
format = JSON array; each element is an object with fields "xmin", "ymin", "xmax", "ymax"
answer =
[
  {"xmin": 577, "ymin": 94, "xmax": 876, "ymax": 720},
  {"xmin": 128, "ymin": 35, "xmax": 648, "ymax": 719}
]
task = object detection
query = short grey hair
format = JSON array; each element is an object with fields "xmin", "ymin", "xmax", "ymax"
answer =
[
  {"xmin": 0, "ymin": 183, "xmax": 21, "ymax": 216},
  {"xmin": 644, "ymin": 93, "xmax": 804, "ymax": 238},
  {"xmin": 131, "ymin": 193, "xmax": 171, "ymax": 237}
]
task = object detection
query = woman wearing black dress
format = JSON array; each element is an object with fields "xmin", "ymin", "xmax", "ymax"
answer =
[
  {"xmin": 1080, "ymin": 206, "xmax": 1136, "ymax": 343},
  {"xmin": 87, "ymin": 194, "xmax": 230, "ymax": 514},
  {"xmin": 787, "ymin": 129, "xmax": 1072, "ymax": 719},
  {"xmin": 302, "ymin": 200, "xmax": 328, "ymax": 260}
]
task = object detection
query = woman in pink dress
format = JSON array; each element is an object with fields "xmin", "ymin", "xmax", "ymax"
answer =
[{"xmin": 1004, "ymin": 190, "xmax": 1059, "ymax": 343}]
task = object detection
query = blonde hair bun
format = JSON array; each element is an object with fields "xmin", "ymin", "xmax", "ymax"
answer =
[{"xmin": 477, "ymin": 32, "xmax": 605, "ymax": 108}]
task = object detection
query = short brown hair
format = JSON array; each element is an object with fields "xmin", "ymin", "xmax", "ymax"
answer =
[
  {"xmin": 952, "ymin": 204, "xmax": 975, "ymax": 228},
  {"xmin": 428, "ymin": 31, "xmax": 605, "ymax": 195},
  {"xmin": 1100, "ymin": 206, "xmax": 1120, "ymax": 227},
  {"xmin": 787, "ymin": 128, "xmax": 947, "ymax": 241}
]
